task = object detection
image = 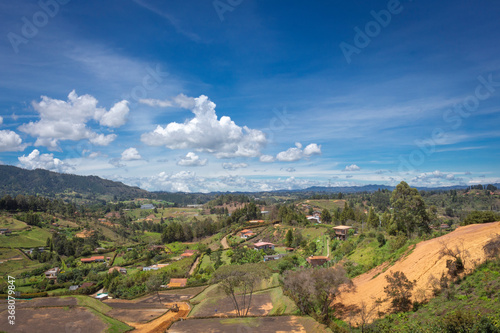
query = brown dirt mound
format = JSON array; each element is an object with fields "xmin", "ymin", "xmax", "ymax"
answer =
[{"xmin": 337, "ymin": 221, "xmax": 500, "ymax": 323}]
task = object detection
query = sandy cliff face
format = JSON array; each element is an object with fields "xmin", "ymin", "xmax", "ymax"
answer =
[{"xmin": 337, "ymin": 221, "xmax": 500, "ymax": 322}]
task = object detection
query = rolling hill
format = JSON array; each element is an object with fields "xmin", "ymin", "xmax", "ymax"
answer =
[{"xmin": 0, "ymin": 165, "xmax": 148, "ymax": 199}]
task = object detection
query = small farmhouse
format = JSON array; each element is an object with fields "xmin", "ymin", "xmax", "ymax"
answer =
[
  {"xmin": 108, "ymin": 266, "xmax": 127, "ymax": 274},
  {"xmin": 44, "ymin": 267, "xmax": 60, "ymax": 280},
  {"xmin": 253, "ymin": 241, "xmax": 275, "ymax": 250},
  {"xmin": 306, "ymin": 256, "xmax": 330, "ymax": 267},
  {"xmin": 333, "ymin": 225, "xmax": 354, "ymax": 240},
  {"xmin": 239, "ymin": 229, "xmax": 256, "ymax": 239}
]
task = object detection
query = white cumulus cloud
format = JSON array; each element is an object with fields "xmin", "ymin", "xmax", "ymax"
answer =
[
  {"xmin": 0, "ymin": 116, "xmax": 3, "ymax": 125},
  {"xmin": 121, "ymin": 147, "xmax": 142, "ymax": 161},
  {"xmin": 18, "ymin": 149, "xmax": 73, "ymax": 173},
  {"xmin": 344, "ymin": 164, "xmax": 361, "ymax": 171},
  {"xmin": 177, "ymin": 152, "xmax": 208, "ymax": 166},
  {"xmin": 19, "ymin": 90, "xmax": 128, "ymax": 150},
  {"xmin": 0, "ymin": 130, "xmax": 26, "ymax": 152},
  {"xmin": 260, "ymin": 155, "xmax": 275, "ymax": 163},
  {"xmin": 141, "ymin": 95, "xmax": 267, "ymax": 158},
  {"xmin": 275, "ymin": 142, "xmax": 322, "ymax": 162}
]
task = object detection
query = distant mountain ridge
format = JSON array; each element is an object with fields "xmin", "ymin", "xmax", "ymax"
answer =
[{"xmin": 0, "ymin": 165, "xmax": 148, "ymax": 198}]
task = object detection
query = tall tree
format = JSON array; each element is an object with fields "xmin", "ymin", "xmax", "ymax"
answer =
[
  {"xmin": 211, "ymin": 263, "xmax": 270, "ymax": 316},
  {"xmin": 285, "ymin": 229, "xmax": 294, "ymax": 247},
  {"xmin": 367, "ymin": 207, "xmax": 379, "ymax": 229},
  {"xmin": 390, "ymin": 181, "xmax": 430, "ymax": 237},
  {"xmin": 321, "ymin": 209, "xmax": 332, "ymax": 223}
]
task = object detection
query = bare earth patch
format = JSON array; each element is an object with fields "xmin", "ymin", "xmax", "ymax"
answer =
[
  {"xmin": 0, "ymin": 307, "xmax": 107, "ymax": 333},
  {"xmin": 336, "ymin": 221, "xmax": 500, "ymax": 323}
]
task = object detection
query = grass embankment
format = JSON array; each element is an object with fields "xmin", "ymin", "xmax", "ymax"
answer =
[{"xmin": 69, "ymin": 295, "xmax": 134, "ymax": 333}]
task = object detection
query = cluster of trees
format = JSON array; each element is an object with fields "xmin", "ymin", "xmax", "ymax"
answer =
[
  {"xmin": 161, "ymin": 217, "xmax": 220, "ymax": 243},
  {"xmin": 51, "ymin": 233, "xmax": 100, "ymax": 257},
  {"xmin": 224, "ymin": 202, "xmax": 262, "ymax": 224},
  {"xmin": 0, "ymin": 194, "xmax": 76, "ymax": 215},
  {"xmin": 278, "ymin": 205, "xmax": 307, "ymax": 224}
]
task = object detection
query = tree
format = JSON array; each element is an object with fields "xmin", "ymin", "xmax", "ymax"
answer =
[
  {"xmin": 384, "ymin": 271, "xmax": 415, "ymax": 313},
  {"xmin": 211, "ymin": 263, "xmax": 271, "ymax": 316},
  {"xmin": 285, "ymin": 229, "xmax": 294, "ymax": 247},
  {"xmin": 146, "ymin": 274, "xmax": 163, "ymax": 306},
  {"xmin": 367, "ymin": 207, "xmax": 379, "ymax": 229},
  {"xmin": 390, "ymin": 181, "xmax": 430, "ymax": 237},
  {"xmin": 283, "ymin": 266, "xmax": 353, "ymax": 323},
  {"xmin": 321, "ymin": 209, "xmax": 332, "ymax": 223}
]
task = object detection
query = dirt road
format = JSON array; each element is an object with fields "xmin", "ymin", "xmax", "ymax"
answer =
[
  {"xmin": 127, "ymin": 302, "xmax": 190, "ymax": 333},
  {"xmin": 220, "ymin": 235, "xmax": 230, "ymax": 249},
  {"xmin": 337, "ymin": 221, "xmax": 500, "ymax": 323},
  {"xmin": 188, "ymin": 256, "xmax": 200, "ymax": 276}
]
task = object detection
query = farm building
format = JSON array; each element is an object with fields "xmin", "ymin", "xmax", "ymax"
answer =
[
  {"xmin": 333, "ymin": 225, "xmax": 354, "ymax": 240},
  {"xmin": 306, "ymin": 256, "xmax": 330, "ymax": 267},
  {"xmin": 141, "ymin": 204, "xmax": 155, "ymax": 210},
  {"xmin": 306, "ymin": 216, "xmax": 321, "ymax": 223},
  {"xmin": 253, "ymin": 241, "xmax": 275, "ymax": 250},
  {"xmin": 81, "ymin": 256, "xmax": 105, "ymax": 263},
  {"xmin": 143, "ymin": 264, "xmax": 169, "ymax": 271},
  {"xmin": 108, "ymin": 266, "xmax": 127, "ymax": 274},
  {"xmin": 239, "ymin": 229, "xmax": 256, "ymax": 239},
  {"xmin": 0, "ymin": 228, "xmax": 12, "ymax": 235},
  {"xmin": 249, "ymin": 220, "xmax": 265, "ymax": 223},
  {"xmin": 44, "ymin": 267, "xmax": 60, "ymax": 280}
]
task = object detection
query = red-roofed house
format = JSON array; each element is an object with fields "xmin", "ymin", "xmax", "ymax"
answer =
[
  {"xmin": 239, "ymin": 229, "xmax": 256, "ymax": 239},
  {"xmin": 81, "ymin": 256, "xmax": 106, "ymax": 263},
  {"xmin": 253, "ymin": 242, "xmax": 275, "ymax": 250}
]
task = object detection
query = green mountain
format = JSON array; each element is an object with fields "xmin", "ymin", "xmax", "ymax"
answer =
[{"xmin": 0, "ymin": 165, "xmax": 148, "ymax": 199}]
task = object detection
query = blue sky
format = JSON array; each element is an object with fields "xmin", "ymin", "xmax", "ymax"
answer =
[{"xmin": 0, "ymin": 0, "xmax": 499, "ymax": 192}]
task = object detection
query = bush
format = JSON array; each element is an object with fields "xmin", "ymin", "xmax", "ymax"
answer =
[
  {"xmin": 441, "ymin": 310, "xmax": 475, "ymax": 333},
  {"xmin": 461, "ymin": 211, "xmax": 499, "ymax": 226},
  {"xmin": 377, "ymin": 233, "xmax": 386, "ymax": 247}
]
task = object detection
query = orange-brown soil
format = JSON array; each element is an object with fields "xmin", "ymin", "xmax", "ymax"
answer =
[{"xmin": 336, "ymin": 221, "xmax": 500, "ymax": 323}]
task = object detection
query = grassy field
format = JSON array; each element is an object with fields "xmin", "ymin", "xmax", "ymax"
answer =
[
  {"xmin": 266, "ymin": 286, "xmax": 298, "ymax": 315},
  {"xmin": 305, "ymin": 199, "xmax": 346, "ymax": 211},
  {"xmin": 0, "ymin": 227, "xmax": 52, "ymax": 248},
  {"xmin": 0, "ymin": 216, "xmax": 28, "ymax": 230}
]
